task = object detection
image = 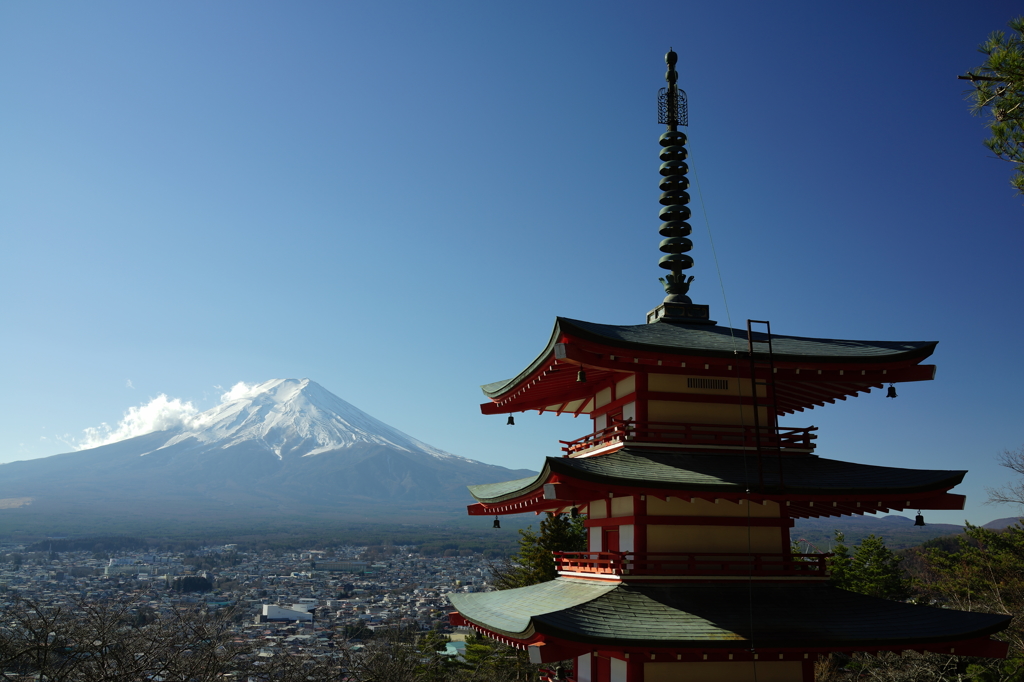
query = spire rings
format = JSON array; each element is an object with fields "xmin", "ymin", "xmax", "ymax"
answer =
[{"xmin": 656, "ymin": 52, "xmax": 694, "ymax": 301}]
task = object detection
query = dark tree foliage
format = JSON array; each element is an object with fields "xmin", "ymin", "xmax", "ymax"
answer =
[
  {"xmin": 827, "ymin": 532, "xmax": 912, "ymax": 601},
  {"xmin": 0, "ymin": 600, "xmax": 545, "ymax": 682},
  {"xmin": 819, "ymin": 524, "xmax": 1024, "ymax": 682},
  {"xmin": 923, "ymin": 524, "xmax": 1024, "ymax": 655},
  {"xmin": 491, "ymin": 513, "xmax": 587, "ymax": 590},
  {"xmin": 962, "ymin": 18, "xmax": 1024, "ymax": 195},
  {"xmin": 0, "ymin": 598, "xmax": 340, "ymax": 681},
  {"xmin": 172, "ymin": 576, "xmax": 213, "ymax": 592}
]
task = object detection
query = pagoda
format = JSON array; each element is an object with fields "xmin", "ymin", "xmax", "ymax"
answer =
[{"xmin": 448, "ymin": 51, "xmax": 1011, "ymax": 682}]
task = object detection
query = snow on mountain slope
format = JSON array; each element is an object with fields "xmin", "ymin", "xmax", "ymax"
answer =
[
  {"xmin": 155, "ymin": 379, "xmax": 468, "ymax": 461},
  {"xmin": 0, "ymin": 378, "xmax": 537, "ymax": 528}
]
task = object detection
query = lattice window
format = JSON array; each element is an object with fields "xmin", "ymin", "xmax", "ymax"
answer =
[{"xmin": 687, "ymin": 377, "xmax": 728, "ymax": 390}]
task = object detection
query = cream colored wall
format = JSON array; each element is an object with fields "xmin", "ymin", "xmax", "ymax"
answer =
[
  {"xmin": 648, "ymin": 400, "xmax": 768, "ymax": 426},
  {"xmin": 615, "ymin": 376, "xmax": 636, "ymax": 400},
  {"xmin": 645, "ymin": 661, "xmax": 802, "ymax": 682},
  {"xmin": 610, "ymin": 496, "xmax": 634, "ymax": 517},
  {"xmin": 589, "ymin": 500, "xmax": 607, "ymax": 519},
  {"xmin": 647, "ymin": 497, "xmax": 780, "ymax": 519},
  {"xmin": 648, "ymin": 525, "xmax": 781, "ymax": 553},
  {"xmin": 595, "ymin": 387, "xmax": 613, "ymax": 409},
  {"xmin": 649, "ymin": 373, "xmax": 765, "ymax": 398},
  {"xmin": 622, "ymin": 401, "xmax": 635, "ymax": 422},
  {"xmin": 611, "ymin": 657, "xmax": 627, "ymax": 682},
  {"xmin": 562, "ymin": 398, "xmax": 585, "ymax": 413}
]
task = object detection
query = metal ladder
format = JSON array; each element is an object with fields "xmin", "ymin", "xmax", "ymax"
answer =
[{"xmin": 746, "ymin": 320, "xmax": 785, "ymax": 493}]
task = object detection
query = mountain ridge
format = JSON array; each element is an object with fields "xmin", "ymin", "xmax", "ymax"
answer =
[{"xmin": 0, "ymin": 379, "xmax": 533, "ymax": 535}]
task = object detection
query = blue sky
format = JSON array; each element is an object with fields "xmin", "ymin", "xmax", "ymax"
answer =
[{"xmin": 1, "ymin": 1, "xmax": 1022, "ymax": 525}]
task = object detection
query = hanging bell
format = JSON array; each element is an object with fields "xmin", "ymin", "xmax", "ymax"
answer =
[
  {"xmin": 577, "ymin": 368, "xmax": 587, "ymax": 383},
  {"xmin": 886, "ymin": 384, "xmax": 898, "ymax": 399},
  {"xmin": 570, "ymin": 506, "xmax": 579, "ymax": 519},
  {"xmin": 914, "ymin": 511, "xmax": 925, "ymax": 527},
  {"xmin": 506, "ymin": 415, "xmax": 515, "ymax": 426},
  {"xmin": 492, "ymin": 516, "xmax": 501, "ymax": 529}
]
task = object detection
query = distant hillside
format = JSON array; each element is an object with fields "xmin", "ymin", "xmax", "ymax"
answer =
[
  {"xmin": 792, "ymin": 514, "xmax": 965, "ymax": 551},
  {"xmin": 791, "ymin": 515, "xmax": 1024, "ymax": 553},
  {"xmin": 982, "ymin": 517, "xmax": 1023, "ymax": 530}
]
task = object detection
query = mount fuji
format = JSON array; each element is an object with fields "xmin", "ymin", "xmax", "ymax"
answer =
[{"xmin": 0, "ymin": 379, "xmax": 534, "ymax": 534}]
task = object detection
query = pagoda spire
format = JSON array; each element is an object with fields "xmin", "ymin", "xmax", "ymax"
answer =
[{"xmin": 647, "ymin": 49, "xmax": 713, "ymax": 325}]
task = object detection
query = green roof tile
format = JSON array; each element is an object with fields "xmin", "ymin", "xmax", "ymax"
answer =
[
  {"xmin": 450, "ymin": 580, "xmax": 1009, "ymax": 648},
  {"xmin": 467, "ymin": 449, "xmax": 965, "ymax": 503},
  {"xmin": 482, "ymin": 317, "xmax": 937, "ymax": 398},
  {"xmin": 449, "ymin": 579, "xmax": 615, "ymax": 637}
]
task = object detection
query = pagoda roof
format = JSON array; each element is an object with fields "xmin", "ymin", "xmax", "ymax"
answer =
[
  {"xmin": 466, "ymin": 449, "xmax": 966, "ymax": 518},
  {"xmin": 449, "ymin": 579, "xmax": 1009, "ymax": 653},
  {"xmin": 480, "ymin": 318, "xmax": 938, "ymax": 415}
]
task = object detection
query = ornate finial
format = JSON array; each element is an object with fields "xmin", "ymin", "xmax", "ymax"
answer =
[
  {"xmin": 658, "ymin": 50, "xmax": 688, "ymax": 130},
  {"xmin": 647, "ymin": 50, "xmax": 713, "ymax": 325},
  {"xmin": 657, "ymin": 50, "xmax": 693, "ymax": 303}
]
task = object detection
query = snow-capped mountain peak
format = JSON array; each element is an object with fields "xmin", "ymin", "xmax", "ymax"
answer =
[{"xmin": 157, "ymin": 378, "xmax": 463, "ymax": 461}]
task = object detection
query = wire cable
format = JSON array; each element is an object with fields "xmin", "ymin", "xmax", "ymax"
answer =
[{"xmin": 687, "ymin": 139, "xmax": 733, "ymax": 332}]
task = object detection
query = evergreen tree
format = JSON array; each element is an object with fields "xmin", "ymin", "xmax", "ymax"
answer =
[
  {"xmin": 828, "ymin": 532, "xmax": 912, "ymax": 601},
  {"xmin": 961, "ymin": 17, "xmax": 1024, "ymax": 195},
  {"xmin": 415, "ymin": 630, "xmax": 462, "ymax": 682},
  {"xmin": 924, "ymin": 523, "xmax": 1024, "ymax": 656},
  {"xmin": 491, "ymin": 513, "xmax": 587, "ymax": 590}
]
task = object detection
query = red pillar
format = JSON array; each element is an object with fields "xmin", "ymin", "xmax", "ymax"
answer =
[
  {"xmin": 634, "ymin": 371, "xmax": 648, "ymax": 428},
  {"xmin": 634, "ymin": 494, "xmax": 648, "ymax": 557},
  {"xmin": 627, "ymin": 657, "xmax": 644, "ymax": 682},
  {"xmin": 803, "ymin": 657, "xmax": 816, "ymax": 681}
]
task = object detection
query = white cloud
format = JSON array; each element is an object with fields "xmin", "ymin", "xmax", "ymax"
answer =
[
  {"xmin": 71, "ymin": 382, "xmax": 256, "ymax": 451},
  {"xmin": 126, "ymin": 379, "xmax": 134, "ymax": 389},
  {"xmin": 220, "ymin": 381, "xmax": 257, "ymax": 403},
  {"xmin": 78, "ymin": 394, "xmax": 201, "ymax": 450}
]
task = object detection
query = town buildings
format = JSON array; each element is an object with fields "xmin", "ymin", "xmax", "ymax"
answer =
[{"xmin": 0, "ymin": 540, "xmax": 488, "ymax": 665}]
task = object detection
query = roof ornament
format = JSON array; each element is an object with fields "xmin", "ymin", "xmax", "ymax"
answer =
[{"xmin": 647, "ymin": 50, "xmax": 714, "ymax": 325}]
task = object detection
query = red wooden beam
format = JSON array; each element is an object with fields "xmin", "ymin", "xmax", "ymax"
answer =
[{"xmin": 583, "ymin": 515, "xmax": 795, "ymax": 528}]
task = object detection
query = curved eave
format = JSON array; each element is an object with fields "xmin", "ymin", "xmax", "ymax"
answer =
[
  {"xmin": 450, "ymin": 581, "xmax": 1010, "ymax": 657},
  {"xmin": 558, "ymin": 317, "xmax": 938, "ymax": 365},
  {"xmin": 466, "ymin": 451, "xmax": 967, "ymax": 518},
  {"xmin": 481, "ymin": 320, "xmax": 564, "ymax": 400},
  {"xmin": 480, "ymin": 317, "xmax": 938, "ymax": 415}
]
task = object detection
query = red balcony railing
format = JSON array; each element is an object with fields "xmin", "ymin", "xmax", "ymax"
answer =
[
  {"xmin": 559, "ymin": 420, "xmax": 817, "ymax": 456},
  {"xmin": 552, "ymin": 551, "xmax": 829, "ymax": 578}
]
